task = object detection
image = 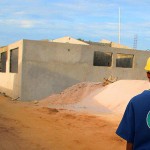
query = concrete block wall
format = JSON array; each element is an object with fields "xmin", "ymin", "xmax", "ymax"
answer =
[
  {"xmin": 20, "ymin": 39, "xmax": 150, "ymax": 101},
  {"xmin": 0, "ymin": 39, "xmax": 149, "ymax": 101},
  {"xmin": 21, "ymin": 40, "xmax": 93, "ymax": 100}
]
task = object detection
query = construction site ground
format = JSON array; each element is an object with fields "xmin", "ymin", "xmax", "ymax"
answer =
[
  {"xmin": 0, "ymin": 95, "xmax": 125, "ymax": 150},
  {"xmin": 0, "ymin": 80, "xmax": 149, "ymax": 150}
]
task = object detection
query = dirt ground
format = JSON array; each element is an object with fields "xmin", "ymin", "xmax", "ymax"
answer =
[{"xmin": 0, "ymin": 95, "xmax": 125, "ymax": 150}]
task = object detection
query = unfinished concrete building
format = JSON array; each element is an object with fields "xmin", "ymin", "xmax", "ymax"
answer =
[{"xmin": 0, "ymin": 39, "xmax": 149, "ymax": 101}]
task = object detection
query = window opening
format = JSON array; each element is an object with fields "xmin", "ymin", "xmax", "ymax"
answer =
[
  {"xmin": 10, "ymin": 48, "xmax": 18, "ymax": 73},
  {"xmin": 116, "ymin": 54, "xmax": 134, "ymax": 68},
  {"xmin": 0, "ymin": 52, "xmax": 6, "ymax": 72},
  {"xmin": 93, "ymin": 51, "xmax": 112, "ymax": 67}
]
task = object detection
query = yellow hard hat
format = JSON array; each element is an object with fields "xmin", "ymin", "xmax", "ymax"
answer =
[{"xmin": 145, "ymin": 57, "xmax": 150, "ymax": 71}]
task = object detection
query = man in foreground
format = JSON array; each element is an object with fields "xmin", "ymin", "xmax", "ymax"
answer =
[{"xmin": 116, "ymin": 57, "xmax": 150, "ymax": 150}]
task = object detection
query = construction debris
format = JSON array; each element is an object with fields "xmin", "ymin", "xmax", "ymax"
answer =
[{"xmin": 102, "ymin": 75, "xmax": 118, "ymax": 86}]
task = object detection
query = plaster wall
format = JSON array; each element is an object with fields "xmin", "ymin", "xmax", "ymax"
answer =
[
  {"xmin": 21, "ymin": 40, "xmax": 92, "ymax": 100},
  {"xmin": 0, "ymin": 40, "xmax": 23, "ymax": 99},
  {"xmin": 21, "ymin": 39, "xmax": 150, "ymax": 100}
]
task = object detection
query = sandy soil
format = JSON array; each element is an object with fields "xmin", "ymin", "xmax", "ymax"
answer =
[
  {"xmin": 39, "ymin": 80, "xmax": 149, "ymax": 115},
  {"xmin": 40, "ymin": 82, "xmax": 103, "ymax": 106},
  {"xmin": 0, "ymin": 95, "xmax": 125, "ymax": 150}
]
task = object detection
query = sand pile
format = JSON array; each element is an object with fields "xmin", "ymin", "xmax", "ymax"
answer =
[
  {"xmin": 93, "ymin": 80, "xmax": 149, "ymax": 113},
  {"xmin": 39, "ymin": 82, "xmax": 103, "ymax": 106},
  {"xmin": 39, "ymin": 80, "xmax": 149, "ymax": 115}
]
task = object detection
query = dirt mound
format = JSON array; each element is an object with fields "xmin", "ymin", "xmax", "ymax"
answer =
[
  {"xmin": 39, "ymin": 82, "xmax": 103, "ymax": 106},
  {"xmin": 94, "ymin": 80, "xmax": 149, "ymax": 113},
  {"xmin": 39, "ymin": 80, "xmax": 149, "ymax": 115}
]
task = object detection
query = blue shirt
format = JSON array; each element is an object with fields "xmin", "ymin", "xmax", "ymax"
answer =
[{"xmin": 116, "ymin": 90, "xmax": 150, "ymax": 150}]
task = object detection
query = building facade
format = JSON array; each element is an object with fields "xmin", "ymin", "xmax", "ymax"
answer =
[{"xmin": 0, "ymin": 39, "xmax": 149, "ymax": 101}]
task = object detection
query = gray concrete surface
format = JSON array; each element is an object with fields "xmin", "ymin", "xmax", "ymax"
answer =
[{"xmin": 0, "ymin": 39, "xmax": 150, "ymax": 100}]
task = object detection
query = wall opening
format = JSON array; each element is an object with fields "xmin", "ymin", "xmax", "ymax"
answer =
[
  {"xmin": 116, "ymin": 53, "xmax": 134, "ymax": 68},
  {"xmin": 10, "ymin": 48, "xmax": 18, "ymax": 73},
  {"xmin": 0, "ymin": 52, "xmax": 7, "ymax": 72},
  {"xmin": 93, "ymin": 51, "xmax": 112, "ymax": 66}
]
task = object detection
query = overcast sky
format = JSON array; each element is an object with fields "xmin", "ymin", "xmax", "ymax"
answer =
[{"xmin": 0, "ymin": 0, "xmax": 150, "ymax": 50}]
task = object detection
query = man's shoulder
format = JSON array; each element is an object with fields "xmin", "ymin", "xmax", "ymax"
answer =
[{"xmin": 130, "ymin": 90, "xmax": 150, "ymax": 104}]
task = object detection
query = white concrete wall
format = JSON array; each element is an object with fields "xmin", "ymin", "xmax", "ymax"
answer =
[{"xmin": 0, "ymin": 40, "xmax": 23, "ymax": 99}]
